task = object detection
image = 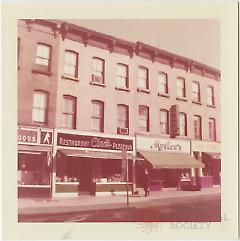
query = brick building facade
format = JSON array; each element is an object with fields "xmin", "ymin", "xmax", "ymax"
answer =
[{"xmin": 17, "ymin": 19, "xmax": 221, "ymax": 197}]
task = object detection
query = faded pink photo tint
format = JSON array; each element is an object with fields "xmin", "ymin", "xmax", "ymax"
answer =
[{"xmin": 17, "ymin": 19, "xmax": 221, "ymax": 222}]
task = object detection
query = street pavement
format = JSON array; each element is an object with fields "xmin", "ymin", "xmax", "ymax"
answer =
[
  {"xmin": 19, "ymin": 194, "xmax": 220, "ymax": 222},
  {"xmin": 18, "ymin": 186, "xmax": 221, "ymax": 222}
]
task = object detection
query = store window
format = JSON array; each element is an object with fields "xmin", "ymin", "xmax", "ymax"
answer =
[
  {"xmin": 192, "ymin": 81, "xmax": 201, "ymax": 102},
  {"xmin": 35, "ymin": 43, "xmax": 51, "ymax": 72},
  {"xmin": 56, "ymin": 157, "xmax": 80, "ymax": 183},
  {"xmin": 91, "ymin": 100, "xmax": 104, "ymax": 132},
  {"xmin": 32, "ymin": 91, "xmax": 48, "ymax": 124},
  {"xmin": 209, "ymin": 118, "xmax": 216, "ymax": 141},
  {"xmin": 64, "ymin": 50, "xmax": 78, "ymax": 78},
  {"xmin": 177, "ymin": 77, "xmax": 186, "ymax": 98},
  {"xmin": 92, "ymin": 57, "xmax": 105, "ymax": 84},
  {"xmin": 138, "ymin": 66, "xmax": 149, "ymax": 90},
  {"xmin": 116, "ymin": 63, "xmax": 129, "ymax": 89},
  {"xmin": 18, "ymin": 153, "xmax": 51, "ymax": 186},
  {"xmin": 207, "ymin": 86, "xmax": 215, "ymax": 106},
  {"xmin": 62, "ymin": 95, "xmax": 77, "ymax": 129},
  {"xmin": 179, "ymin": 112, "xmax": 187, "ymax": 136},
  {"xmin": 160, "ymin": 109, "xmax": 169, "ymax": 134},
  {"xmin": 139, "ymin": 105, "xmax": 149, "ymax": 132},
  {"xmin": 193, "ymin": 115, "xmax": 202, "ymax": 140},
  {"xmin": 158, "ymin": 72, "xmax": 168, "ymax": 94},
  {"xmin": 117, "ymin": 104, "xmax": 129, "ymax": 134}
]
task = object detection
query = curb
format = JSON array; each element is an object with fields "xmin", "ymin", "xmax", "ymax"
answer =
[
  {"xmin": 18, "ymin": 192, "xmax": 220, "ymax": 216},
  {"xmin": 18, "ymin": 205, "xmax": 136, "ymax": 218}
]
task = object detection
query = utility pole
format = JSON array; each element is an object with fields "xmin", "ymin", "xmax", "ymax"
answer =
[{"xmin": 122, "ymin": 150, "xmax": 129, "ymax": 206}]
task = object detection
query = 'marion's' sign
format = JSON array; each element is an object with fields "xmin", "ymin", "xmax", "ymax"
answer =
[
  {"xmin": 57, "ymin": 132, "xmax": 133, "ymax": 151},
  {"xmin": 136, "ymin": 136, "xmax": 190, "ymax": 153}
]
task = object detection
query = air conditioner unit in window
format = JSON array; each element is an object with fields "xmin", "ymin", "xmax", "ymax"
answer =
[
  {"xmin": 92, "ymin": 75, "xmax": 103, "ymax": 84},
  {"xmin": 117, "ymin": 127, "xmax": 129, "ymax": 135}
]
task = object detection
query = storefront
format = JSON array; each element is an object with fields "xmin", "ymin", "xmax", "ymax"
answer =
[
  {"xmin": 136, "ymin": 136, "xmax": 204, "ymax": 189},
  {"xmin": 191, "ymin": 140, "xmax": 221, "ymax": 187},
  {"xmin": 18, "ymin": 126, "xmax": 53, "ymax": 198},
  {"xmin": 52, "ymin": 129, "xmax": 135, "ymax": 197}
]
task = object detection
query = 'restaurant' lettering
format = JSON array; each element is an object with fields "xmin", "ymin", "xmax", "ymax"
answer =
[{"xmin": 59, "ymin": 137, "xmax": 90, "ymax": 147}]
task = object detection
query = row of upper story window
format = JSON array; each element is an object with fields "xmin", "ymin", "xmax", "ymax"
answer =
[
  {"xmin": 18, "ymin": 41, "xmax": 218, "ymax": 108},
  {"xmin": 31, "ymin": 90, "xmax": 217, "ymax": 141}
]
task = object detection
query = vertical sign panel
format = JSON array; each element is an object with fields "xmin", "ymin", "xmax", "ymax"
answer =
[{"xmin": 170, "ymin": 105, "xmax": 180, "ymax": 138}]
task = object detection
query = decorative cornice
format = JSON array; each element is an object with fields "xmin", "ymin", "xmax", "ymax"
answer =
[
  {"xmin": 25, "ymin": 19, "xmax": 35, "ymax": 32},
  {"xmin": 108, "ymin": 39, "xmax": 116, "ymax": 53},
  {"xmin": 25, "ymin": 19, "xmax": 221, "ymax": 81},
  {"xmin": 170, "ymin": 56, "xmax": 176, "ymax": 68},
  {"xmin": 60, "ymin": 22, "xmax": 69, "ymax": 41}
]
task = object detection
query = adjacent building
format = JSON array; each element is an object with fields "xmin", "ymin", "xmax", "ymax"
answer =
[{"xmin": 17, "ymin": 19, "xmax": 221, "ymax": 197}]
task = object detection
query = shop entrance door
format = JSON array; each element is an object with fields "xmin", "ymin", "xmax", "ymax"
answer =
[{"xmin": 78, "ymin": 159, "xmax": 93, "ymax": 194}]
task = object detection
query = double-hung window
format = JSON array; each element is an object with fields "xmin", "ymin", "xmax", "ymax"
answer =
[
  {"xmin": 138, "ymin": 66, "xmax": 149, "ymax": 90},
  {"xmin": 139, "ymin": 105, "xmax": 149, "ymax": 132},
  {"xmin": 116, "ymin": 64, "xmax": 128, "ymax": 89},
  {"xmin": 91, "ymin": 100, "xmax": 104, "ymax": 132},
  {"xmin": 193, "ymin": 115, "xmax": 202, "ymax": 140},
  {"xmin": 179, "ymin": 112, "xmax": 187, "ymax": 136},
  {"xmin": 32, "ymin": 91, "xmax": 48, "ymax": 124},
  {"xmin": 92, "ymin": 57, "xmax": 105, "ymax": 84},
  {"xmin": 158, "ymin": 72, "xmax": 168, "ymax": 95},
  {"xmin": 177, "ymin": 77, "xmax": 186, "ymax": 98},
  {"xmin": 35, "ymin": 43, "xmax": 51, "ymax": 72},
  {"xmin": 209, "ymin": 118, "xmax": 216, "ymax": 141},
  {"xmin": 160, "ymin": 109, "xmax": 169, "ymax": 134},
  {"xmin": 117, "ymin": 105, "xmax": 129, "ymax": 134},
  {"xmin": 207, "ymin": 86, "xmax": 215, "ymax": 106},
  {"xmin": 62, "ymin": 95, "xmax": 77, "ymax": 129},
  {"xmin": 192, "ymin": 81, "xmax": 201, "ymax": 102},
  {"xmin": 64, "ymin": 50, "xmax": 78, "ymax": 78}
]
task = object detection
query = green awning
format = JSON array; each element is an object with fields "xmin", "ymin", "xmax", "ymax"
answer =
[{"xmin": 138, "ymin": 150, "xmax": 204, "ymax": 169}]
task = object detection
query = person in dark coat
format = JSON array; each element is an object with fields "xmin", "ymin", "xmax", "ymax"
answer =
[{"xmin": 143, "ymin": 168, "xmax": 150, "ymax": 197}]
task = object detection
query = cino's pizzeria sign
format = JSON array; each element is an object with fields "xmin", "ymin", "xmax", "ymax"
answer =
[
  {"xmin": 57, "ymin": 132, "xmax": 133, "ymax": 151},
  {"xmin": 136, "ymin": 136, "xmax": 190, "ymax": 153}
]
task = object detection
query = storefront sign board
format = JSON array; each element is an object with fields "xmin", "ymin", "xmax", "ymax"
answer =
[
  {"xmin": 57, "ymin": 132, "xmax": 133, "ymax": 151},
  {"xmin": 18, "ymin": 127, "xmax": 53, "ymax": 145},
  {"xmin": 136, "ymin": 136, "xmax": 190, "ymax": 153},
  {"xmin": 191, "ymin": 140, "xmax": 221, "ymax": 153}
]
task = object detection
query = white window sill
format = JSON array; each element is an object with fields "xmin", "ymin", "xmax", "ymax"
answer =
[
  {"xmin": 135, "ymin": 130, "xmax": 150, "ymax": 135},
  {"xmin": 176, "ymin": 96, "xmax": 187, "ymax": 102},
  {"xmin": 192, "ymin": 100, "xmax": 202, "ymax": 105},
  {"xmin": 207, "ymin": 104, "xmax": 216, "ymax": 108},
  {"xmin": 137, "ymin": 88, "xmax": 150, "ymax": 94},
  {"xmin": 115, "ymin": 87, "xmax": 130, "ymax": 92},
  {"xmin": 90, "ymin": 82, "xmax": 106, "ymax": 87},
  {"xmin": 62, "ymin": 74, "xmax": 79, "ymax": 82},
  {"xmin": 158, "ymin": 93, "xmax": 169, "ymax": 98}
]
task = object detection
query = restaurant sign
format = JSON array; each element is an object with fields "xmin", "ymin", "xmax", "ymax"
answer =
[
  {"xmin": 57, "ymin": 132, "xmax": 133, "ymax": 151},
  {"xmin": 18, "ymin": 127, "xmax": 53, "ymax": 145},
  {"xmin": 136, "ymin": 136, "xmax": 190, "ymax": 153}
]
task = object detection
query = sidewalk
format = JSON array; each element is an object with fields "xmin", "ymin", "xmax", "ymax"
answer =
[{"xmin": 18, "ymin": 187, "xmax": 221, "ymax": 216}]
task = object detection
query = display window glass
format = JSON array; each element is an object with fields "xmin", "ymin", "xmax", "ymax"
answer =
[{"xmin": 18, "ymin": 153, "xmax": 51, "ymax": 186}]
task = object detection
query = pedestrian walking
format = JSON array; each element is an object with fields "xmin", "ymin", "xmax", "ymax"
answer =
[{"xmin": 143, "ymin": 168, "xmax": 150, "ymax": 197}]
